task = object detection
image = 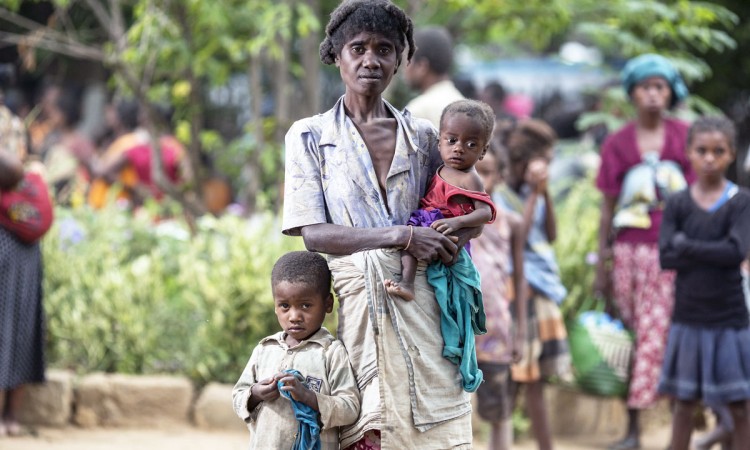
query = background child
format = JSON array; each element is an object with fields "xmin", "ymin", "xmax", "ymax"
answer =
[
  {"xmin": 494, "ymin": 118, "xmax": 570, "ymax": 450},
  {"xmin": 473, "ymin": 145, "xmax": 528, "ymax": 450},
  {"xmin": 658, "ymin": 116, "xmax": 750, "ymax": 450},
  {"xmin": 232, "ymin": 251, "xmax": 360, "ymax": 450},
  {"xmin": 385, "ymin": 99, "xmax": 496, "ymax": 301}
]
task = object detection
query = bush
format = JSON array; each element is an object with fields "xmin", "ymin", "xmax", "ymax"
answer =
[{"xmin": 43, "ymin": 204, "xmax": 307, "ymax": 385}]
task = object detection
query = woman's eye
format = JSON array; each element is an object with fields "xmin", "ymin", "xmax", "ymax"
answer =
[{"xmin": 379, "ymin": 47, "xmax": 391, "ymax": 55}]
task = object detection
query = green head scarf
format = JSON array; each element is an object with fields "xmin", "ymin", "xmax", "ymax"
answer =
[{"xmin": 621, "ymin": 54, "xmax": 688, "ymax": 109}]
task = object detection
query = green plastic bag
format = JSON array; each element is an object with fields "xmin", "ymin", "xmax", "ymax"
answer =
[{"xmin": 567, "ymin": 298, "xmax": 634, "ymax": 398}]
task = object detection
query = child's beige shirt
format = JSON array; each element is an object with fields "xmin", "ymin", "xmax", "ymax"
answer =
[{"xmin": 232, "ymin": 327, "xmax": 360, "ymax": 449}]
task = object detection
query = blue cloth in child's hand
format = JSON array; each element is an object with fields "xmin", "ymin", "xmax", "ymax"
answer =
[{"xmin": 278, "ymin": 369, "xmax": 321, "ymax": 450}]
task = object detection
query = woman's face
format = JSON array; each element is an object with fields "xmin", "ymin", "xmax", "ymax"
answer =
[
  {"xmin": 336, "ymin": 32, "xmax": 399, "ymax": 98},
  {"xmin": 631, "ymin": 76, "xmax": 672, "ymax": 114}
]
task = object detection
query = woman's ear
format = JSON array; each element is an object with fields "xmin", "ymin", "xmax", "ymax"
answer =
[{"xmin": 334, "ymin": 55, "xmax": 340, "ymax": 67}]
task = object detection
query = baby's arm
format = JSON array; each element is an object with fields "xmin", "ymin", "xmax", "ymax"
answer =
[
  {"xmin": 232, "ymin": 346, "xmax": 280, "ymax": 422},
  {"xmin": 431, "ymin": 171, "xmax": 495, "ymax": 235},
  {"xmin": 315, "ymin": 341, "xmax": 361, "ymax": 429},
  {"xmin": 431, "ymin": 202, "xmax": 493, "ymax": 235}
]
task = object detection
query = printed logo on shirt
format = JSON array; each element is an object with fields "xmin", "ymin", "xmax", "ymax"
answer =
[{"xmin": 305, "ymin": 376, "xmax": 323, "ymax": 393}]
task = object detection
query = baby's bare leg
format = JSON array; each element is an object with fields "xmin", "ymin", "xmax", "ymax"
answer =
[{"xmin": 384, "ymin": 250, "xmax": 417, "ymax": 301}]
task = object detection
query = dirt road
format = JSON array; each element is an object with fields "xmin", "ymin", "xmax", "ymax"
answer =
[{"xmin": 1, "ymin": 424, "xmax": 675, "ymax": 450}]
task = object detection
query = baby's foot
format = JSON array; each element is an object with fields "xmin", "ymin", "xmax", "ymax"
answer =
[{"xmin": 384, "ymin": 279, "xmax": 415, "ymax": 301}]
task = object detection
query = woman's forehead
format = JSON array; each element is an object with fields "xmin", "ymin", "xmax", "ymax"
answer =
[{"xmin": 344, "ymin": 31, "xmax": 396, "ymax": 46}]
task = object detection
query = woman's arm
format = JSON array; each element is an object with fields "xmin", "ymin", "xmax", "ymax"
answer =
[
  {"xmin": 541, "ymin": 189, "xmax": 557, "ymax": 243},
  {"xmin": 593, "ymin": 195, "xmax": 616, "ymax": 297},
  {"xmin": 0, "ymin": 151, "xmax": 24, "ymax": 190},
  {"xmin": 300, "ymin": 222, "xmax": 459, "ymax": 264}
]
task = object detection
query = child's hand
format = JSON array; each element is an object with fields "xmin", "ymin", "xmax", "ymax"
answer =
[
  {"xmin": 430, "ymin": 218, "xmax": 460, "ymax": 235},
  {"xmin": 277, "ymin": 372, "xmax": 318, "ymax": 410},
  {"xmin": 524, "ymin": 158, "xmax": 549, "ymax": 193},
  {"xmin": 250, "ymin": 377, "xmax": 281, "ymax": 403}
]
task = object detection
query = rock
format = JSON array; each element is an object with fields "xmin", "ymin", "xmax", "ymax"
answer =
[
  {"xmin": 546, "ymin": 384, "xmax": 627, "ymax": 438},
  {"xmin": 193, "ymin": 383, "xmax": 246, "ymax": 432},
  {"xmin": 18, "ymin": 369, "xmax": 74, "ymax": 427},
  {"xmin": 75, "ymin": 373, "xmax": 193, "ymax": 427}
]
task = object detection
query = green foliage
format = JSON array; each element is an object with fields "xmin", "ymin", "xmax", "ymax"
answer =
[
  {"xmin": 43, "ymin": 205, "xmax": 307, "ymax": 385},
  {"xmin": 552, "ymin": 170, "xmax": 602, "ymax": 321}
]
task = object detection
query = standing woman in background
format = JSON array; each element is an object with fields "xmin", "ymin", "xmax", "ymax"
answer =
[
  {"xmin": 594, "ymin": 54, "xmax": 694, "ymax": 450},
  {"xmin": 0, "ymin": 102, "xmax": 46, "ymax": 438}
]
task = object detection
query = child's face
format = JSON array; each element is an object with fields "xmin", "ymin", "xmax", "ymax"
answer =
[
  {"xmin": 439, "ymin": 112, "xmax": 488, "ymax": 172},
  {"xmin": 272, "ymin": 281, "xmax": 333, "ymax": 346},
  {"xmin": 631, "ymin": 76, "xmax": 672, "ymax": 114},
  {"xmin": 475, "ymin": 151, "xmax": 500, "ymax": 193},
  {"xmin": 687, "ymin": 130, "xmax": 735, "ymax": 183}
]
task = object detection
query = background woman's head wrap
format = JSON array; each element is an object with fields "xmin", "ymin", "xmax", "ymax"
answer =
[{"xmin": 621, "ymin": 54, "xmax": 688, "ymax": 109}]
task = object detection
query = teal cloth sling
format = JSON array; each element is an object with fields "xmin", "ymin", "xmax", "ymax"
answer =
[{"xmin": 426, "ymin": 248, "xmax": 486, "ymax": 392}]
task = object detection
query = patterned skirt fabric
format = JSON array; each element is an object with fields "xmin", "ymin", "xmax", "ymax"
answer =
[
  {"xmin": 511, "ymin": 293, "xmax": 571, "ymax": 383},
  {"xmin": 659, "ymin": 323, "xmax": 750, "ymax": 405},
  {"xmin": 612, "ymin": 241, "xmax": 674, "ymax": 409},
  {"xmin": 0, "ymin": 227, "xmax": 45, "ymax": 390}
]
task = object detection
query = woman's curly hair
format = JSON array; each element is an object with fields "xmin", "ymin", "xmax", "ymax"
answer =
[
  {"xmin": 505, "ymin": 119, "xmax": 558, "ymax": 165},
  {"xmin": 319, "ymin": 0, "xmax": 414, "ymax": 67}
]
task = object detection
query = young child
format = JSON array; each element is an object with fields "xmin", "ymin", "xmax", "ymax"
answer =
[
  {"xmin": 494, "ymin": 118, "xmax": 570, "ymax": 450},
  {"xmin": 384, "ymin": 99, "xmax": 497, "ymax": 301},
  {"xmin": 473, "ymin": 145, "xmax": 528, "ymax": 450},
  {"xmin": 232, "ymin": 251, "xmax": 360, "ymax": 450},
  {"xmin": 658, "ymin": 116, "xmax": 750, "ymax": 450}
]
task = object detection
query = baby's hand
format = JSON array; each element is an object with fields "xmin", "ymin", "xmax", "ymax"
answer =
[
  {"xmin": 251, "ymin": 376, "xmax": 281, "ymax": 402},
  {"xmin": 430, "ymin": 218, "xmax": 458, "ymax": 235}
]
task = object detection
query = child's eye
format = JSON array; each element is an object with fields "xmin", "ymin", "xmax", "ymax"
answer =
[
  {"xmin": 447, "ymin": 137, "xmax": 458, "ymax": 145},
  {"xmin": 302, "ymin": 304, "xmax": 312, "ymax": 309},
  {"xmin": 467, "ymin": 141, "xmax": 478, "ymax": 149},
  {"xmin": 278, "ymin": 303, "xmax": 289, "ymax": 309}
]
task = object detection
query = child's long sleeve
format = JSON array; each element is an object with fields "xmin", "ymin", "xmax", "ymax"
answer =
[
  {"xmin": 232, "ymin": 346, "xmax": 261, "ymax": 423},
  {"xmin": 315, "ymin": 340, "xmax": 361, "ymax": 429},
  {"xmin": 659, "ymin": 196, "xmax": 692, "ymax": 271}
]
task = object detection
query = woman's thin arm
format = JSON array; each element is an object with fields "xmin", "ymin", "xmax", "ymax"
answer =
[
  {"xmin": 542, "ymin": 189, "xmax": 557, "ymax": 243},
  {"xmin": 300, "ymin": 223, "xmax": 459, "ymax": 263},
  {"xmin": 593, "ymin": 195, "xmax": 616, "ymax": 297}
]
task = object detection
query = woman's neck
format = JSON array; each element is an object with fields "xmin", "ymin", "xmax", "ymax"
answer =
[
  {"xmin": 343, "ymin": 93, "xmax": 387, "ymax": 123},
  {"xmin": 636, "ymin": 110, "xmax": 664, "ymax": 130}
]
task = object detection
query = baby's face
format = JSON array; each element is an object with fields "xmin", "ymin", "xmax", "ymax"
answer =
[
  {"xmin": 272, "ymin": 281, "xmax": 333, "ymax": 347},
  {"xmin": 438, "ymin": 112, "xmax": 488, "ymax": 172}
]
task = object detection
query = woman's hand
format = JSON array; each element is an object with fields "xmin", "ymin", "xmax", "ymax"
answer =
[{"xmin": 406, "ymin": 226, "xmax": 458, "ymax": 264}]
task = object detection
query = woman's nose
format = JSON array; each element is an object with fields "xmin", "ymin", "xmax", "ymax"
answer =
[{"xmin": 362, "ymin": 51, "xmax": 380, "ymax": 68}]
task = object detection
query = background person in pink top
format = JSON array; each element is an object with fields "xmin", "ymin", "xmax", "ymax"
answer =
[{"xmin": 593, "ymin": 53, "xmax": 695, "ymax": 450}]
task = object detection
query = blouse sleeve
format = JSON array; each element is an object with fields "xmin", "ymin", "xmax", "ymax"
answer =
[
  {"xmin": 595, "ymin": 134, "xmax": 623, "ymax": 198},
  {"xmin": 282, "ymin": 120, "xmax": 328, "ymax": 236},
  {"xmin": 232, "ymin": 345, "xmax": 262, "ymax": 423}
]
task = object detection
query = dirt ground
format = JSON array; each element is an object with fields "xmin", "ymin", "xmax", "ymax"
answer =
[{"xmin": 0, "ymin": 424, "xmax": 676, "ymax": 450}]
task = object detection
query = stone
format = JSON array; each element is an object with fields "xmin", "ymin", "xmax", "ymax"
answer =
[
  {"xmin": 193, "ymin": 383, "xmax": 247, "ymax": 432},
  {"xmin": 18, "ymin": 369, "xmax": 74, "ymax": 427},
  {"xmin": 75, "ymin": 373, "xmax": 193, "ymax": 428}
]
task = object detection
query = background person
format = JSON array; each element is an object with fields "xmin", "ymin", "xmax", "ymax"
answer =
[
  {"xmin": 403, "ymin": 25, "xmax": 465, "ymax": 129},
  {"xmin": 593, "ymin": 53, "xmax": 694, "ymax": 450},
  {"xmin": 282, "ymin": 1, "xmax": 476, "ymax": 448},
  {"xmin": 658, "ymin": 116, "xmax": 750, "ymax": 450},
  {"xmin": 0, "ymin": 102, "xmax": 45, "ymax": 438}
]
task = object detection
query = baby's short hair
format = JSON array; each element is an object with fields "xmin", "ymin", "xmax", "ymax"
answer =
[
  {"xmin": 319, "ymin": 0, "xmax": 414, "ymax": 67},
  {"xmin": 687, "ymin": 116, "xmax": 737, "ymax": 151},
  {"xmin": 440, "ymin": 99, "xmax": 496, "ymax": 144},
  {"xmin": 271, "ymin": 251, "xmax": 332, "ymax": 298}
]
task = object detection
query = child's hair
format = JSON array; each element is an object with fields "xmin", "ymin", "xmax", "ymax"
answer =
[
  {"xmin": 504, "ymin": 119, "xmax": 557, "ymax": 165},
  {"xmin": 271, "ymin": 251, "xmax": 332, "ymax": 298},
  {"xmin": 319, "ymin": 0, "xmax": 414, "ymax": 67},
  {"xmin": 439, "ymin": 99, "xmax": 496, "ymax": 145},
  {"xmin": 687, "ymin": 116, "xmax": 737, "ymax": 151}
]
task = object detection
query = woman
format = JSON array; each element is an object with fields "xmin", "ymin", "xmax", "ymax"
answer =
[
  {"xmin": 593, "ymin": 54, "xmax": 694, "ymax": 450},
  {"xmin": 0, "ymin": 103, "xmax": 45, "ymax": 437},
  {"xmin": 281, "ymin": 1, "xmax": 474, "ymax": 448}
]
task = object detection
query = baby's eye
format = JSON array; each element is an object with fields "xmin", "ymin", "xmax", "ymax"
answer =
[
  {"xmin": 466, "ymin": 141, "xmax": 478, "ymax": 149},
  {"xmin": 278, "ymin": 303, "xmax": 289, "ymax": 309},
  {"xmin": 447, "ymin": 137, "xmax": 458, "ymax": 145},
  {"xmin": 301, "ymin": 303, "xmax": 312, "ymax": 309}
]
